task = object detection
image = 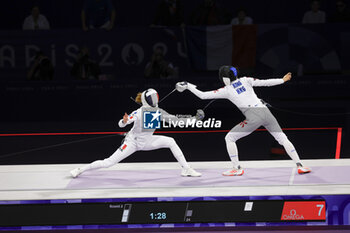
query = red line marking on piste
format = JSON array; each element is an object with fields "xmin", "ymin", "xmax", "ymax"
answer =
[
  {"xmin": 0, "ymin": 132, "xmax": 124, "ymax": 136},
  {"xmin": 0, "ymin": 127, "xmax": 341, "ymax": 137}
]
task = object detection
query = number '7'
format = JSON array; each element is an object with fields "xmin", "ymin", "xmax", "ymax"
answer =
[{"xmin": 316, "ymin": 204, "xmax": 324, "ymax": 216}]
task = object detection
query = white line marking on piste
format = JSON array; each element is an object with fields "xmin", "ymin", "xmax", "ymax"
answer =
[{"xmin": 289, "ymin": 167, "xmax": 296, "ymax": 185}]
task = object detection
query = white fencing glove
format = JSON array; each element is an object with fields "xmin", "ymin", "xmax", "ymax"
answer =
[{"xmin": 175, "ymin": 81, "xmax": 188, "ymax": 92}]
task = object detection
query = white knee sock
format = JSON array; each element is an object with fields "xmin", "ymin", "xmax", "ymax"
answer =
[
  {"xmin": 170, "ymin": 144, "xmax": 190, "ymax": 169},
  {"xmin": 226, "ymin": 140, "xmax": 240, "ymax": 169},
  {"xmin": 80, "ymin": 159, "xmax": 113, "ymax": 174},
  {"xmin": 80, "ymin": 149, "xmax": 129, "ymax": 173},
  {"xmin": 82, "ymin": 159, "xmax": 110, "ymax": 171},
  {"xmin": 282, "ymin": 139, "xmax": 301, "ymax": 165}
]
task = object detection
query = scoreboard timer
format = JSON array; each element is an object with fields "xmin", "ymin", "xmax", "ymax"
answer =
[
  {"xmin": 0, "ymin": 200, "xmax": 326, "ymax": 226},
  {"xmin": 128, "ymin": 200, "xmax": 325, "ymax": 224}
]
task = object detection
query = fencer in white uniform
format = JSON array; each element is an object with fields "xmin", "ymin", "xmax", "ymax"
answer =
[
  {"xmin": 70, "ymin": 88, "xmax": 204, "ymax": 178},
  {"xmin": 176, "ymin": 66, "xmax": 311, "ymax": 176}
]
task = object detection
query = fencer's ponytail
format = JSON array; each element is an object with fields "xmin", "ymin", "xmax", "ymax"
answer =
[{"xmin": 135, "ymin": 92, "xmax": 142, "ymax": 104}]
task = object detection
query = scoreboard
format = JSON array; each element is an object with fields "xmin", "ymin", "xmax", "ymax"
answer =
[{"xmin": 0, "ymin": 200, "xmax": 325, "ymax": 227}]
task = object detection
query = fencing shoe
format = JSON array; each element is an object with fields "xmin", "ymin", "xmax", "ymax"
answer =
[
  {"xmin": 181, "ymin": 167, "xmax": 202, "ymax": 177},
  {"xmin": 70, "ymin": 167, "xmax": 83, "ymax": 178},
  {"xmin": 298, "ymin": 166, "xmax": 311, "ymax": 174},
  {"xmin": 222, "ymin": 166, "xmax": 244, "ymax": 176}
]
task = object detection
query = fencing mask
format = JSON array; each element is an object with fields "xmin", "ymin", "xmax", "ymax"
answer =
[
  {"xmin": 219, "ymin": 66, "xmax": 238, "ymax": 86},
  {"xmin": 141, "ymin": 88, "xmax": 159, "ymax": 107}
]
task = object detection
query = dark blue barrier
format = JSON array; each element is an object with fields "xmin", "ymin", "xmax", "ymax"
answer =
[
  {"xmin": 0, "ymin": 24, "xmax": 349, "ymax": 81},
  {"xmin": 0, "ymin": 28, "xmax": 188, "ymax": 81}
]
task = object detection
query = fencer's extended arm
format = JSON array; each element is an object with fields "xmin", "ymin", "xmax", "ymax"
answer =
[
  {"xmin": 252, "ymin": 78, "xmax": 284, "ymax": 87},
  {"xmin": 247, "ymin": 77, "xmax": 284, "ymax": 87},
  {"xmin": 118, "ymin": 110, "xmax": 138, "ymax": 128},
  {"xmin": 186, "ymin": 83, "xmax": 228, "ymax": 100}
]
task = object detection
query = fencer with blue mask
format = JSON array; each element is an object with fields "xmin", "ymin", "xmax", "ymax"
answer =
[{"xmin": 176, "ymin": 66, "xmax": 311, "ymax": 176}]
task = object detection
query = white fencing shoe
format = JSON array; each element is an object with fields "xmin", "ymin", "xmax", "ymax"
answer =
[
  {"xmin": 70, "ymin": 167, "xmax": 83, "ymax": 178},
  {"xmin": 181, "ymin": 168, "xmax": 202, "ymax": 177}
]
